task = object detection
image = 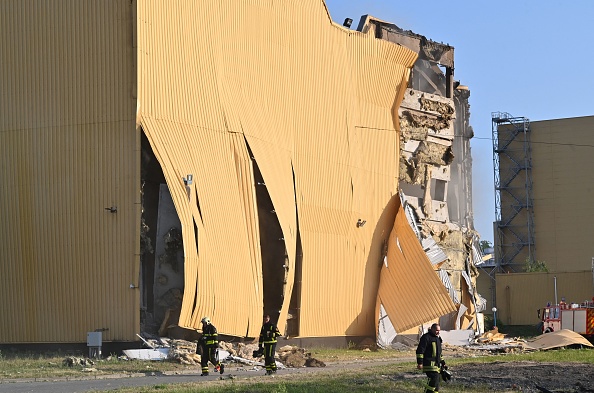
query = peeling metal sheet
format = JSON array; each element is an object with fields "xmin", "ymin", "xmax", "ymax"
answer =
[
  {"xmin": 422, "ymin": 236, "xmax": 448, "ymax": 265},
  {"xmin": 462, "ymin": 269, "xmax": 486, "ymax": 314},
  {"xmin": 377, "ymin": 304, "xmax": 397, "ymax": 349},
  {"xmin": 525, "ymin": 329, "xmax": 594, "ymax": 350},
  {"xmin": 438, "ymin": 269, "xmax": 460, "ymax": 304},
  {"xmin": 376, "ymin": 204, "xmax": 457, "ymax": 333}
]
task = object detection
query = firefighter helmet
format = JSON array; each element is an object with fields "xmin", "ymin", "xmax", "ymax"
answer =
[{"xmin": 201, "ymin": 317, "xmax": 211, "ymax": 325}]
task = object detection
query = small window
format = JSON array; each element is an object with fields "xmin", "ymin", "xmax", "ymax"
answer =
[{"xmin": 432, "ymin": 179, "xmax": 446, "ymax": 201}]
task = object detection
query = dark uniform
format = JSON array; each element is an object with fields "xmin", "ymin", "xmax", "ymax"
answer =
[
  {"xmin": 259, "ymin": 315, "xmax": 281, "ymax": 375},
  {"xmin": 198, "ymin": 317, "xmax": 224, "ymax": 376},
  {"xmin": 416, "ymin": 324, "xmax": 445, "ymax": 393}
]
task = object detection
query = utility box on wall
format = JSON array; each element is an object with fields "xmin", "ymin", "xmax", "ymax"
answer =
[{"xmin": 87, "ymin": 331, "xmax": 102, "ymax": 358}]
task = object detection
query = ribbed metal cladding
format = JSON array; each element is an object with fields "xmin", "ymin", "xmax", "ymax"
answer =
[
  {"xmin": 136, "ymin": 0, "xmax": 416, "ymax": 338},
  {"xmin": 377, "ymin": 204, "xmax": 457, "ymax": 333},
  {"xmin": 0, "ymin": 0, "xmax": 138, "ymax": 343},
  {"xmin": 1, "ymin": 0, "xmax": 428, "ymax": 343},
  {"xmin": 140, "ymin": 116, "xmax": 263, "ymax": 337},
  {"xmin": 294, "ymin": 10, "xmax": 416, "ymax": 336}
]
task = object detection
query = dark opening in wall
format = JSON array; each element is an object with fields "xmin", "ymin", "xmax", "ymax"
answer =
[
  {"xmin": 247, "ymin": 142, "xmax": 286, "ymax": 327},
  {"xmin": 140, "ymin": 131, "xmax": 165, "ymax": 334},
  {"xmin": 432, "ymin": 178, "xmax": 446, "ymax": 202}
]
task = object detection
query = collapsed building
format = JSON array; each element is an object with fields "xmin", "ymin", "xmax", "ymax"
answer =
[
  {"xmin": 363, "ymin": 18, "xmax": 486, "ymax": 345},
  {"xmin": 0, "ymin": 0, "xmax": 484, "ymax": 347}
]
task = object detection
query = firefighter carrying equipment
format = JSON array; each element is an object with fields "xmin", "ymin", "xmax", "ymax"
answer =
[
  {"xmin": 441, "ymin": 367, "xmax": 452, "ymax": 382},
  {"xmin": 416, "ymin": 331, "xmax": 444, "ymax": 372}
]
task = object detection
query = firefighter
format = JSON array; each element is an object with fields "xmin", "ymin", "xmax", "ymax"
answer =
[
  {"xmin": 198, "ymin": 317, "xmax": 224, "ymax": 376},
  {"xmin": 259, "ymin": 314, "xmax": 281, "ymax": 375},
  {"xmin": 416, "ymin": 323, "xmax": 445, "ymax": 393}
]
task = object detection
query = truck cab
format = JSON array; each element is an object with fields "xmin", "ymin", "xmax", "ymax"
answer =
[{"xmin": 538, "ymin": 301, "xmax": 594, "ymax": 337}]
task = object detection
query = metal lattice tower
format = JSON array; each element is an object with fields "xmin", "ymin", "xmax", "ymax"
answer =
[{"xmin": 492, "ymin": 112, "xmax": 535, "ymax": 272}]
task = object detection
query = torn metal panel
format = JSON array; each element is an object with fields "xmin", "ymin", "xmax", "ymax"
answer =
[
  {"xmin": 462, "ymin": 270, "xmax": 485, "ymax": 314},
  {"xmin": 141, "ymin": 116, "xmax": 263, "ymax": 337},
  {"xmin": 376, "ymin": 203, "xmax": 457, "ymax": 333},
  {"xmin": 525, "ymin": 329, "xmax": 594, "ymax": 350},
  {"xmin": 377, "ymin": 304, "xmax": 397, "ymax": 349},
  {"xmin": 137, "ymin": 0, "xmax": 419, "ymax": 340},
  {"xmin": 438, "ymin": 270, "xmax": 460, "ymax": 304},
  {"xmin": 403, "ymin": 201, "xmax": 422, "ymax": 239},
  {"xmin": 421, "ymin": 237, "xmax": 448, "ymax": 266}
]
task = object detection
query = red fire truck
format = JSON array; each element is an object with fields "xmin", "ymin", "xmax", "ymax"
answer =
[{"xmin": 538, "ymin": 299, "xmax": 594, "ymax": 338}]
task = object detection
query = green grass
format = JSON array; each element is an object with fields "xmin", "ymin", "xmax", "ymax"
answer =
[
  {"xmin": 448, "ymin": 347, "xmax": 594, "ymax": 365},
  {"xmin": 0, "ymin": 352, "xmax": 197, "ymax": 380},
  {"xmin": 107, "ymin": 349, "xmax": 594, "ymax": 393},
  {"xmin": 1, "ymin": 344, "xmax": 592, "ymax": 392}
]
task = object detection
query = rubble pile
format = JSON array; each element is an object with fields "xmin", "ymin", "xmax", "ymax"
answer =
[
  {"xmin": 169, "ymin": 339, "xmax": 200, "ymax": 365},
  {"xmin": 276, "ymin": 345, "xmax": 325, "ymax": 368},
  {"xmin": 439, "ymin": 327, "xmax": 530, "ymax": 358},
  {"xmin": 135, "ymin": 334, "xmax": 325, "ymax": 369},
  {"xmin": 63, "ymin": 356, "xmax": 95, "ymax": 367},
  {"xmin": 473, "ymin": 326, "xmax": 506, "ymax": 344}
]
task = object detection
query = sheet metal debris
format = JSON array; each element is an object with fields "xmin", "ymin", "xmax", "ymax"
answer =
[{"xmin": 524, "ymin": 329, "xmax": 594, "ymax": 351}]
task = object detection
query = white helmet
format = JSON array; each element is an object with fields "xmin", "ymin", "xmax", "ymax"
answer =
[{"xmin": 201, "ymin": 316, "xmax": 211, "ymax": 325}]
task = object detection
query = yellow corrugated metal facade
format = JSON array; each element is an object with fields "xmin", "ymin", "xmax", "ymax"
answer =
[
  {"xmin": 377, "ymin": 203, "xmax": 457, "ymax": 333},
  {"xmin": 0, "ymin": 0, "xmax": 138, "ymax": 342},
  {"xmin": 496, "ymin": 272, "xmax": 594, "ymax": 325},
  {"xmin": 136, "ymin": 0, "xmax": 420, "ymax": 338},
  {"xmin": 1, "ymin": 0, "xmax": 458, "ymax": 343}
]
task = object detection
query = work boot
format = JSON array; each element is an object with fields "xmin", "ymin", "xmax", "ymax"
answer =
[
  {"xmin": 219, "ymin": 364, "xmax": 225, "ymax": 374},
  {"xmin": 201, "ymin": 372, "xmax": 209, "ymax": 376},
  {"xmin": 266, "ymin": 370, "xmax": 273, "ymax": 375}
]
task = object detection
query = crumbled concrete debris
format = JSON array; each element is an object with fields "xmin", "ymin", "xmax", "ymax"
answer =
[
  {"xmin": 305, "ymin": 357, "xmax": 326, "ymax": 367},
  {"xmin": 400, "ymin": 123, "xmax": 429, "ymax": 142},
  {"xmin": 420, "ymin": 96, "xmax": 454, "ymax": 119},
  {"xmin": 63, "ymin": 357, "xmax": 95, "ymax": 367},
  {"xmin": 169, "ymin": 339, "xmax": 200, "ymax": 365},
  {"xmin": 277, "ymin": 345, "xmax": 325, "ymax": 368},
  {"xmin": 399, "ymin": 157, "xmax": 426, "ymax": 185},
  {"xmin": 438, "ymin": 328, "xmax": 531, "ymax": 358},
  {"xmin": 401, "ymin": 110, "xmax": 450, "ymax": 133},
  {"xmin": 133, "ymin": 334, "xmax": 325, "ymax": 369},
  {"xmin": 414, "ymin": 141, "xmax": 454, "ymax": 167}
]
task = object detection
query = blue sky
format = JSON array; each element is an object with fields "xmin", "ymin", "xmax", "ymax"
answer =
[{"xmin": 325, "ymin": 0, "xmax": 594, "ymax": 243}]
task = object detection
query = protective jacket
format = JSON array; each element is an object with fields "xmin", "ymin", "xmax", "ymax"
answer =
[
  {"xmin": 201, "ymin": 323, "xmax": 219, "ymax": 348},
  {"xmin": 416, "ymin": 331, "xmax": 444, "ymax": 372},
  {"xmin": 259, "ymin": 321, "xmax": 280, "ymax": 345}
]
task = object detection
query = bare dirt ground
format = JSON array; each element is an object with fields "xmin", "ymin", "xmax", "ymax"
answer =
[{"xmin": 438, "ymin": 361, "xmax": 594, "ymax": 393}]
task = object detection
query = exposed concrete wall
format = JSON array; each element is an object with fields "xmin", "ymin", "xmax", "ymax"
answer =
[{"xmin": 373, "ymin": 20, "xmax": 485, "ymax": 329}]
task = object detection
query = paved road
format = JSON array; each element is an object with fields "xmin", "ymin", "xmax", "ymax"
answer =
[
  {"xmin": 0, "ymin": 371, "xmax": 250, "ymax": 393},
  {"xmin": 0, "ymin": 359, "xmax": 411, "ymax": 393},
  {"xmin": 0, "ymin": 369, "xmax": 276, "ymax": 393}
]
